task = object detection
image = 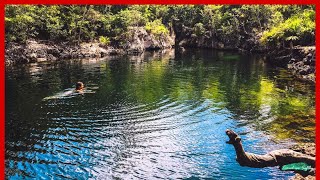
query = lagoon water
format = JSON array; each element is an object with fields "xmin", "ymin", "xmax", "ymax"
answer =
[{"xmin": 6, "ymin": 50, "xmax": 315, "ymax": 179}]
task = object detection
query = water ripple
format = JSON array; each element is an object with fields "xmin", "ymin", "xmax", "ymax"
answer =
[{"xmin": 6, "ymin": 51, "xmax": 313, "ymax": 179}]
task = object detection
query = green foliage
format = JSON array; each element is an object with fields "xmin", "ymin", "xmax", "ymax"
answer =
[
  {"xmin": 99, "ymin": 36, "xmax": 110, "ymax": 46},
  {"xmin": 5, "ymin": 5, "xmax": 315, "ymax": 49},
  {"xmin": 261, "ymin": 9, "xmax": 315, "ymax": 47},
  {"xmin": 201, "ymin": 5, "xmax": 223, "ymax": 30},
  {"xmin": 270, "ymin": 11, "xmax": 284, "ymax": 27},
  {"xmin": 145, "ymin": 19, "xmax": 169, "ymax": 37},
  {"xmin": 116, "ymin": 9, "xmax": 146, "ymax": 28},
  {"xmin": 5, "ymin": 5, "xmax": 38, "ymax": 42},
  {"xmin": 41, "ymin": 6, "xmax": 66, "ymax": 40},
  {"xmin": 193, "ymin": 23, "xmax": 205, "ymax": 36}
]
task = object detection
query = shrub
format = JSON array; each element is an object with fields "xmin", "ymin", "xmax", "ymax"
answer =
[
  {"xmin": 260, "ymin": 9, "xmax": 315, "ymax": 47},
  {"xmin": 145, "ymin": 19, "xmax": 169, "ymax": 37},
  {"xmin": 193, "ymin": 23, "xmax": 205, "ymax": 36},
  {"xmin": 99, "ymin": 36, "xmax": 110, "ymax": 46}
]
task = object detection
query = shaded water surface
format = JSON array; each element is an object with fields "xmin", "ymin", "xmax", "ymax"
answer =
[{"xmin": 6, "ymin": 50, "xmax": 315, "ymax": 179}]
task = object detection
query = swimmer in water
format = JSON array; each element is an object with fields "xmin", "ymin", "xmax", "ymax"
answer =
[
  {"xmin": 43, "ymin": 82, "xmax": 85, "ymax": 100},
  {"xmin": 75, "ymin": 82, "xmax": 84, "ymax": 92}
]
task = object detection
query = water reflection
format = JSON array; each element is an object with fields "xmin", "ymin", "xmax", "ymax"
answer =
[{"xmin": 6, "ymin": 49, "xmax": 314, "ymax": 179}]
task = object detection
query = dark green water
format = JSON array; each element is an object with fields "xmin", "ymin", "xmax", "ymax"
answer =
[{"xmin": 6, "ymin": 49, "xmax": 315, "ymax": 179}]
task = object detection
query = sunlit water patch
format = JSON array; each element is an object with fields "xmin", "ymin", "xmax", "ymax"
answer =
[{"xmin": 6, "ymin": 50, "xmax": 315, "ymax": 179}]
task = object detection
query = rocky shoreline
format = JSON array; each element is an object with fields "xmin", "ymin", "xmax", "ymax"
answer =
[
  {"xmin": 290, "ymin": 143, "xmax": 316, "ymax": 180},
  {"xmin": 5, "ymin": 27, "xmax": 174, "ymax": 65},
  {"xmin": 6, "ymin": 41, "xmax": 315, "ymax": 85},
  {"xmin": 5, "ymin": 40, "xmax": 111, "ymax": 65},
  {"xmin": 266, "ymin": 46, "xmax": 316, "ymax": 83},
  {"xmin": 288, "ymin": 47, "xmax": 316, "ymax": 83},
  {"xmin": 5, "ymin": 23, "xmax": 315, "ymax": 84}
]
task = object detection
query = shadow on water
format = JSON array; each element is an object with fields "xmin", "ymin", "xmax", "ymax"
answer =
[{"xmin": 6, "ymin": 49, "xmax": 314, "ymax": 179}]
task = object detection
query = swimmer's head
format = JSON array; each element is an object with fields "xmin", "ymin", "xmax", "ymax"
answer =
[{"xmin": 76, "ymin": 82, "xmax": 84, "ymax": 90}]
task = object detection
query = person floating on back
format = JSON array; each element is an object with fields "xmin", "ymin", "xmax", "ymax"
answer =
[{"xmin": 225, "ymin": 129, "xmax": 315, "ymax": 175}]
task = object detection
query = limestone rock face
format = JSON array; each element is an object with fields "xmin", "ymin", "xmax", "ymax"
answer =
[
  {"xmin": 6, "ymin": 28, "xmax": 175, "ymax": 65},
  {"xmin": 172, "ymin": 21, "xmax": 265, "ymax": 52},
  {"xmin": 287, "ymin": 47, "xmax": 315, "ymax": 82},
  {"xmin": 122, "ymin": 27, "xmax": 174, "ymax": 55}
]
